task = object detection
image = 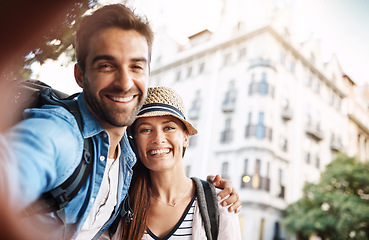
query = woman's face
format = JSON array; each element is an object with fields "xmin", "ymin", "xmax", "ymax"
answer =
[{"xmin": 133, "ymin": 115, "xmax": 189, "ymax": 172}]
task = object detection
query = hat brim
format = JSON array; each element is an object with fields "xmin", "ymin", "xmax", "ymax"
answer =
[{"xmin": 135, "ymin": 111, "xmax": 198, "ymax": 136}]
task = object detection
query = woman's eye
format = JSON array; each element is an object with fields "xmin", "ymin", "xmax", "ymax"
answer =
[{"xmin": 139, "ymin": 128, "xmax": 151, "ymax": 133}]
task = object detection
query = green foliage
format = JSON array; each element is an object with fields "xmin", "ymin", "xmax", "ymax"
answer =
[
  {"xmin": 281, "ymin": 154, "xmax": 369, "ymax": 239},
  {"xmin": 3, "ymin": 0, "xmax": 98, "ymax": 80}
]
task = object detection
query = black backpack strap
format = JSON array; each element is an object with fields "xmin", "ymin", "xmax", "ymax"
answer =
[
  {"xmin": 191, "ymin": 177, "xmax": 219, "ymax": 240},
  {"xmin": 109, "ymin": 193, "xmax": 134, "ymax": 235},
  {"xmin": 24, "ymin": 90, "xmax": 94, "ymax": 216}
]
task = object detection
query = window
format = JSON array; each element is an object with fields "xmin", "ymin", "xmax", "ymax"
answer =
[
  {"xmin": 187, "ymin": 66, "xmax": 192, "ymax": 78},
  {"xmin": 256, "ymin": 112, "xmax": 265, "ymax": 138},
  {"xmin": 223, "ymin": 81, "xmax": 237, "ymax": 112},
  {"xmin": 278, "ymin": 169, "xmax": 285, "ymax": 198},
  {"xmin": 305, "ymin": 74, "xmax": 312, "ymax": 86},
  {"xmin": 221, "ymin": 162, "xmax": 229, "ymax": 180},
  {"xmin": 305, "ymin": 152, "xmax": 311, "ymax": 164},
  {"xmin": 259, "ymin": 72, "xmax": 268, "ymax": 94},
  {"xmin": 176, "ymin": 70, "xmax": 181, "ymax": 82},
  {"xmin": 252, "ymin": 159, "xmax": 261, "ymax": 189},
  {"xmin": 289, "ymin": 61, "xmax": 295, "ymax": 73},
  {"xmin": 315, "ymin": 155, "xmax": 320, "ymax": 169},
  {"xmin": 220, "ymin": 117, "xmax": 233, "ymax": 143},
  {"xmin": 185, "ymin": 165, "xmax": 191, "ymax": 176},
  {"xmin": 239, "ymin": 47, "xmax": 246, "ymax": 60},
  {"xmin": 189, "ymin": 90, "xmax": 201, "ymax": 119},
  {"xmin": 224, "ymin": 53, "xmax": 231, "ymax": 66},
  {"xmin": 199, "ymin": 62, "xmax": 205, "ymax": 74},
  {"xmin": 310, "ymin": 53, "xmax": 315, "ymax": 65},
  {"xmin": 279, "ymin": 52, "xmax": 285, "ymax": 64},
  {"xmin": 241, "ymin": 159, "xmax": 250, "ymax": 188}
]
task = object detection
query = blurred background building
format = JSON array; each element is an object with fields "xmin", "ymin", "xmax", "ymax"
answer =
[{"xmin": 136, "ymin": 0, "xmax": 369, "ymax": 239}]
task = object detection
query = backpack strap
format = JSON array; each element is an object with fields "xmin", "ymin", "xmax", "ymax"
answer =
[
  {"xmin": 191, "ymin": 177, "xmax": 219, "ymax": 240},
  {"xmin": 24, "ymin": 90, "xmax": 94, "ymax": 216}
]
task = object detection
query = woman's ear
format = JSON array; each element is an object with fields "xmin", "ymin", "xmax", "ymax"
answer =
[
  {"xmin": 183, "ymin": 130, "xmax": 190, "ymax": 148},
  {"xmin": 74, "ymin": 63, "xmax": 84, "ymax": 88}
]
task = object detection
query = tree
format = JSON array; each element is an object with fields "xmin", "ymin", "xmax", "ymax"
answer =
[
  {"xmin": 281, "ymin": 154, "xmax": 369, "ymax": 240},
  {"xmin": 1, "ymin": 0, "xmax": 99, "ymax": 81}
]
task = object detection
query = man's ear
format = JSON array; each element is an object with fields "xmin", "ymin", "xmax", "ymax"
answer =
[{"xmin": 74, "ymin": 63, "xmax": 84, "ymax": 88}]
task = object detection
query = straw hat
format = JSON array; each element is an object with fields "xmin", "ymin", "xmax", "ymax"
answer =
[{"xmin": 135, "ymin": 87, "xmax": 198, "ymax": 135}]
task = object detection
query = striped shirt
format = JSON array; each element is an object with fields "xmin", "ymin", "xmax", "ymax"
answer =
[{"xmin": 142, "ymin": 194, "xmax": 196, "ymax": 240}]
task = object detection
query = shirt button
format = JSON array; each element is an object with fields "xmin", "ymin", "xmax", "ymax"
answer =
[
  {"xmin": 90, "ymin": 198, "xmax": 95, "ymax": 203},
  {"xmin": 103, "ymin": 133, "xmax": 108, "ymax": 138},
  {"xmin": 100, "ymin": 156, "xmax": 105, "ymax": 161}
]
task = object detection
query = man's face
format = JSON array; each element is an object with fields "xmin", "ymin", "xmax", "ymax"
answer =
[{"xmin": 75, "ymin": 27, "xmax": 150, "ymax": 128}]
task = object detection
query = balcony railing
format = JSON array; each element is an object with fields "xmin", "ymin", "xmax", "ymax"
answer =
[
  {"xmin": 245, "ymin": 124, "xmax": 273, "ymax": 141},
  {"xmin": 278, "ymin": 185, "xmax": 285, "ymax": 199},
  {"xmin": 281, "ymin": 107, "xmax": 293, "ymax": 120},
  {"xmin": 305, "ymin": 123, "xmax": 324, "ymax": 141},
  {"xmin": 330, "ymin": 137, "xmax": 343, "ymax": 151},
  {"xmin": 220, "ymin": 129, "xmax": 233, "ymax": 143},
  {"xmin": 248, "ymin": 82, "xmax": 274, "ymax": 97},
  {"xmin": 241, "ymin": 174, "xmax": 270, "ymax": 192},
  {"xmin": 222, "ymin": 99, "xmax": 236, "ymax": 112}
]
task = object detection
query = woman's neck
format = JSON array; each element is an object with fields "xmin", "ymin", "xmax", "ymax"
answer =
[{"xmin": 150, "ymin": 171, "xmax": 192, "ymax": 203}]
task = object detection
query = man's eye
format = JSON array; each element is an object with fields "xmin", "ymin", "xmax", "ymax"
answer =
[
  {"xmin": 97, "ymin": 64, "xmax": 115, "ymax": 72},
  {"xmin": 165, "ymin": 126, "xmax": 175, "ymax": 130},
  {"xmin": 132, "ymin": 65, "xmax": 144, "ymax": 71}
]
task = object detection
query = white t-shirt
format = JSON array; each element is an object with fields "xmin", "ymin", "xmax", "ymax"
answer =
[{"xmin": 75, "ymin": 146, "xmax": 120, "ymax": 240}]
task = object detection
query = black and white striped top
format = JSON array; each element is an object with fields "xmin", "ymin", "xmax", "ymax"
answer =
[{"xmin": 142, "ymin": 194, "xmax": 196, "ymax": 240}]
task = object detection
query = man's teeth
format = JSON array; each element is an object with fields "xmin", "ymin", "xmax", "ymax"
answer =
[
  {"xmin": 111, "ymin": 95, "xmax": 134, "ymax": 103},
  {"xmin": 150, "ymin": 149, "xmax": 170, "ymax": 155}
]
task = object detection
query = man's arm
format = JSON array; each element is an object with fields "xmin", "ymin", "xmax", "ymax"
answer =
[{"xmin": 207, "ymin": 175, "xmax": 242, "ymax": 213}]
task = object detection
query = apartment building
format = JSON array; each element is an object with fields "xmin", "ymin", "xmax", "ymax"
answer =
[{"xmin": 144, "ymin": 0, "xmax": 367, "ymax": 239}]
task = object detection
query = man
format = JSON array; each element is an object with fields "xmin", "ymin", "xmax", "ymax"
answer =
[{"xmin": 0, "ymin": 4, "xmax": 240, "ymax": 240}]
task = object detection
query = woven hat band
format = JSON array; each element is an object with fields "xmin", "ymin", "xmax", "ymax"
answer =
[{"xmin": 137, "ymin": 103, "xmax": 186, "ymax": 120}]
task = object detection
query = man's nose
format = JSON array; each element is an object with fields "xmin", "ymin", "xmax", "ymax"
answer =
[{"xmin": 115, "ymin": 68, "xmax": 134, "ymax": 91}]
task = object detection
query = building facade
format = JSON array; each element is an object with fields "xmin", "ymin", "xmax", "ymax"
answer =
[{"xmin": 144, "ymin": 0, "xmax": 368, "ymax": 239}]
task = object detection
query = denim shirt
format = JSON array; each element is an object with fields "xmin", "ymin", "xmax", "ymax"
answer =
[{"xmin": 0, "ymin": 93, "xmax": 136, "ymax": 239}]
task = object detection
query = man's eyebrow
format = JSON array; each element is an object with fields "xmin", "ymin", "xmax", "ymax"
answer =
[
  {"xmin": 131, "ymin": 57, "xmax": 148, "ymax": 63},
  {"xmin": 92, "ymin": 55, "xmax": 115, "ymax": 64}
]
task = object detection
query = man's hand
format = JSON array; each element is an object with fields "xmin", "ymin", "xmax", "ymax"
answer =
[{"xmin": 207, "ymin": 174, "xmax": 242, "ymax": 213}]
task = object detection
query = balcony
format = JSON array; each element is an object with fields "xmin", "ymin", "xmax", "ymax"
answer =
[
  {"xmin": 248, "ymin": 82, "xmax": 274, "ymax": 97},
  {"xmin": 249, "ymin": 58, "xmax": 274, "ymax": 69},
  {"xmin": 222, "ymin": 90, "xmax": 237, "ymax": 112},
  {"xmin": 241, "ymin": 174, "xmax": 270, "ymax": 192},
  {"xmin": 220, "ymin": 129, "xmax": 233, "ymax": 143},
  {"xmin": 188, "ymin": 107, "xmax": 200, "ymax": 120},
  {"xmin": 305, "ymin": 124, "xmax": 324, "ymax": 141},
  {"xmin": 281, "ymin": 107, "xmax": 293, "ymax": 120},
  {"xmin": 222, "ymin": 99, "xmax": 236, "ymax": 112},
  {"xmin": 278, "ymin": 185, "xmax": 285, "ymax": 199},
  {"xmin": 245, "ymin": 124, "xmax": 273, "ymax": 141},
  {"xmin": 330, "ymin": 137, "xmax": 343, "ymax": 151}
]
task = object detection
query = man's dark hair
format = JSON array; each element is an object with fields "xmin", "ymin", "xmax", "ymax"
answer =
[{"xmin": 75, "ymin": 4, "xmax": 154, "ymax": 73}]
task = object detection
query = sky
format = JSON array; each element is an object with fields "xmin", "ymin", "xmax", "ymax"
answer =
[{"xmin": 32, "ymin": 0, "xmax": 369, "ymax": 93}]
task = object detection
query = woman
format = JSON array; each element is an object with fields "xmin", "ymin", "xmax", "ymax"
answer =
[{"xmin": 114, "ymin": 87, "xmax": 241, "ymax": 240}]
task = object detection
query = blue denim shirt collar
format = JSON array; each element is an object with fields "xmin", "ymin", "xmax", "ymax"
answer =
[{"xmin": 77, "ymin": 93, "xmax": 106, "ymax": 139}]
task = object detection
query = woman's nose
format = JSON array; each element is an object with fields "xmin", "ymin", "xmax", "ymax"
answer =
[{"xmin": 153, "ymin": 130, "xmax": 166, "ymax": 144}]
